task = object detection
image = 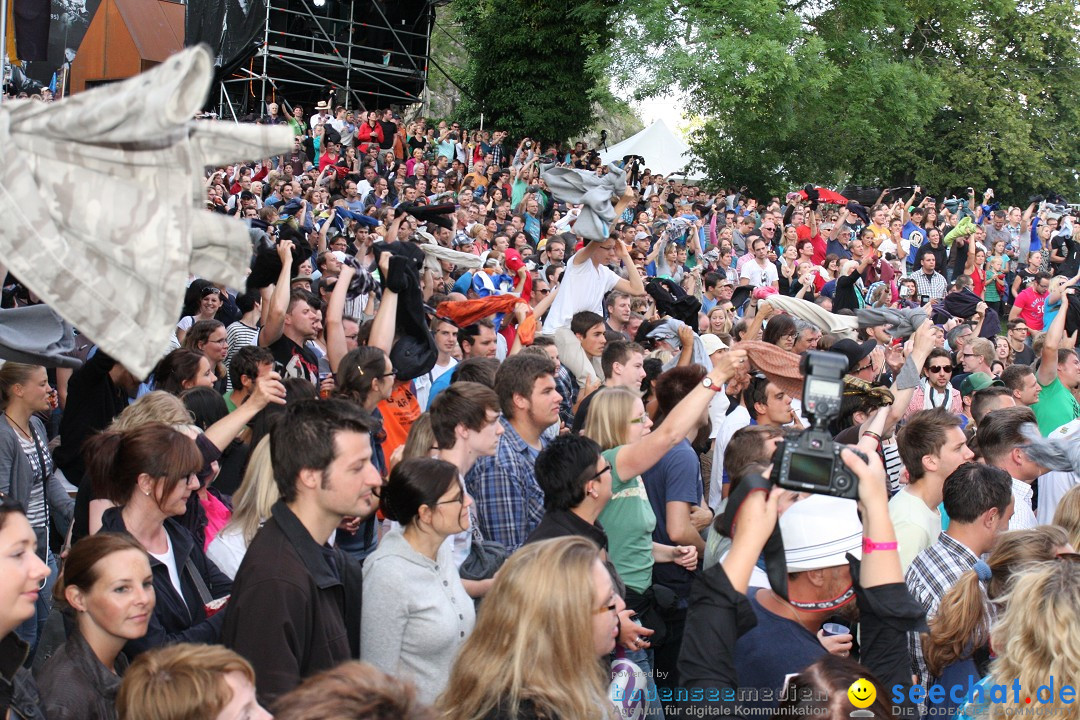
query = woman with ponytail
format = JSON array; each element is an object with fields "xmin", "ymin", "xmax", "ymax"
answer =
[
  {"xmin": 360, "ymin": 457, "xmax": 475, "ymax": 704},
  {"xmin": 923, "ymin": 526, "xmax": 1071, "ymax": 694},
  {"xmin": 86, "ymin": 423, "xmax": 232, "ymax": 657},
  {"xmin": 36, "ymin": 533, "xmax": 154, "ymax": 720},
  {"xmin": 331, "ymin": 346, "xmax": 395, "ymax": 561},
  {"xmin": 958, "ymin": 559, "xmax": 1080, "ymax": 719},
  {"xmin": 0, "ymin": 362, "xmax": 73, "ymax": 658}
]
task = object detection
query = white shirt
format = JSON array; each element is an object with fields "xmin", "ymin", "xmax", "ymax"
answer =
[
  {"xmin": 1009, "ymin": 477, "xmax": 1038, "ymax": 530},
  {"xmin": 541, "ymin": 255, "xmax": 620, "ymax": 333},
  {"xmin": 206, "ymin": 525, "xmax": 249, "ymax": 580},
  {"xmin": 1037, "ymin": 471, "xmax": 1078, "ymax": 525},
  {"xmin": 888, "ymin": 488, "xmax": 942, "ymax": 572},
  {"xmin": 147, "ymin": 534, "xmax": 186, "ymax": 607},
  {"xmin": 740, "ymin": 259, "xmax": 779, "ymax": 288}
]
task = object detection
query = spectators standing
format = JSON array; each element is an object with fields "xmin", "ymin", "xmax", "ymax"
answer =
[{"xmin": 222, "ymin": 400, "xmax": 379, "ymax": 704}]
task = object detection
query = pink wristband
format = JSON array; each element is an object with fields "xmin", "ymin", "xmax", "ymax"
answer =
[{"xmin": 863, "ymin": 538, "xmax": 898, "ymax": 554}]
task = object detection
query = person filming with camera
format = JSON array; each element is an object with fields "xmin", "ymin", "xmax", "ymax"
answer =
[{"xmin": 678, "ymin": 351, "xmax": 925, "ymax": 716}]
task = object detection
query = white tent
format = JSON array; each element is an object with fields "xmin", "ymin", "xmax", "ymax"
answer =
[{"xmin": 598, "ymin": 118, "xmax": 697, "ymax": 178}]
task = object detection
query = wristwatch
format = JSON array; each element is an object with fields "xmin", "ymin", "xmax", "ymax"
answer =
[{"xmin": 701, "ymin": 377, "xmax": 724, "ymax": 392}]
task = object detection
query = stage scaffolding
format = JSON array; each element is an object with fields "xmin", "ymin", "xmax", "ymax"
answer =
[{"xmin": 216, "ymin": 0, "xmax": 435, "ymax": 120}]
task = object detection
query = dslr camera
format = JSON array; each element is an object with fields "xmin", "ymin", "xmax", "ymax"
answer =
[{"xmin": 769, "ymin": 351, "xmax": 862, "ymax": 499}]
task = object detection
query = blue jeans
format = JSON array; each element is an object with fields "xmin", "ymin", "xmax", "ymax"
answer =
[
  {"xmin": 624, "ymin": 646, "xmax": 665, "ymax": 719},
  {"xmin": 16, "ymin": 550, "xmax": 57, "ymax": 665}
]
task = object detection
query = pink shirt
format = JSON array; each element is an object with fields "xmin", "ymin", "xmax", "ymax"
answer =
[
  {"xmin": 1014, "ymin": 287, "xmax": 1048, "ymax": 331},
  {"xmin": 201, "ymin": 492, "xmax": 231, "ymax": 552}
]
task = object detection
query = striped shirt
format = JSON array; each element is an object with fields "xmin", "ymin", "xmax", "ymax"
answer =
[
  {"xmin": 17, "ymin": 429, "xmax": 51, "ymax": 529},
  {"xmin": 225, "ymin": 321, "xmax": 260, "ymax": 390}
]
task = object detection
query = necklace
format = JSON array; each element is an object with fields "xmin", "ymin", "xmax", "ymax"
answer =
[{"xmin": 4, "ymin": 412, "xmax": 31, "ymax": 440}]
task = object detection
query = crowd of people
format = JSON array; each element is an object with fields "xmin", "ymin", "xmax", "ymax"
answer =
[{"xmin": 2, "ymin": 93, "xmax": 1080, "ymax": 720}]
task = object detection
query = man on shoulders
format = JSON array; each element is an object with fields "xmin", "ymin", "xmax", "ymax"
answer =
[
  {"xmin": 892, "ymin": 409, "xmax": 974, "ymax": 571},
  {"xmin": 465, "ymin": 354, "xmax": 561, "ymax": 551},
  {"xmin": 223, "ymin": 399, "xmax": 380, "ymax": 704}
]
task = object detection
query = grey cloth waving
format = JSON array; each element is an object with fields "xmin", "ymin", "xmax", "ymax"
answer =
[
  {"xmin": 539, "ymin": 162, "xmax": 627, "ymax": 241},
  {"xmin": 1020, "ymin": 422, "xmax": 1080, "ymax": 474},
  {"xmin": 0, "ymin": 45, "xmax": 293, "ymax": 377},
  {"xmin": 856, "ymin": 307, "xmax": 929, "ymax": 339}
]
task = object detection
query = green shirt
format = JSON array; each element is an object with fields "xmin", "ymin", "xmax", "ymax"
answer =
[
  {"xmin": 597, "ymin": 447, "xmax": 656, "ymax": 593},
  {"xmin": 1032, "ymin": 377, "xmax": 1080, "ymax": 435}
]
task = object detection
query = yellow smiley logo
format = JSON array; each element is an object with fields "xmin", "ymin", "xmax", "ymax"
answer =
[{"xmin": 848, "ymin": 678, "xmax": 876, "ymax": 709}]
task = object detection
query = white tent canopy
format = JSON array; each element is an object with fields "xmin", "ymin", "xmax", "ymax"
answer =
[{"xmin": 598, "ymin": 118, "xmax": 697, "ymax": 178}]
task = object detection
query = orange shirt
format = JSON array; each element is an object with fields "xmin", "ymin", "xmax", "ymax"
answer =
[{"xmin": 377, "ymin": 382, "xmax": 421, "ymax": 461}]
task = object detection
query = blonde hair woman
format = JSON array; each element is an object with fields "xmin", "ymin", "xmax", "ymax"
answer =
[
  {"xmin": 581, "ymin": 352, "xmax": 744, "ymax": 694},
  {"xmin": 206, "ymin": 437, "xmax": 277, "ymax": 579},
  {"xmin": 958, "ymin": 559, "xmax": 1080, "ymax": 719},
  {"xmin": 439, "ymin": 537, "xmax": 621, "ymax": 720},
  {"xmin": 1052, "ymin": 485, "xmax": 1080, "ymax": 551},
  {"xmin": 923, "ymin": 526, "xmax": 1071, "ymax": 682}
]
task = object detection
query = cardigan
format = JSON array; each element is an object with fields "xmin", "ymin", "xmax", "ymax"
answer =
[
  {"xmin": 0, "ymin": 416, "xmax": 74, "ymax": 540},
  {"xmin": 360, "ymin": 527, "xmax": 475, "ymax": 704}
]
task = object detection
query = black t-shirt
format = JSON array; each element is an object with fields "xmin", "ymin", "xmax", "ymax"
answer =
[
  {"xmin": 1013, "ymin": 344, "xmax": 1036, "ymax": 366},
  {"xmin": 377, "ymin": 120, "xmax": 397, "ymax": 149},
  {"xmin": 1052, "ymin": 236, "xmax": 1080, "ymax": 276},
  {"xmin": 1015, "ymin": 266, "xmax": 1038, "ymax": 293},
  {"xmin": 268, "ymin": 335, "xmax": 318, "ymax": 384}
]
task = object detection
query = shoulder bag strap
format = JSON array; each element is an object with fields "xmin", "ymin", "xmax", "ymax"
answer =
[{"xmin": 184, "ymin": 556, "xmax": 213, "ymax": 607}]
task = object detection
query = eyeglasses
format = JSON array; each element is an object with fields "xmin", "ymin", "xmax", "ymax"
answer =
[
  {"xmin": 590, "ymin": 464, "xmax": 612, "ymax": 481},
  {"xmin": 435, "ymin": 492, "xmax": 465, "ymax": 506},
  {"xmin": 855, "ymin": 360, "xmax": 874, "ymax": 373},
  {"xmin": 629, "ymin": 415, "xmax": 649, "ymax": 425},
  {"xmin": 593, "ymin": 597, "xmax": 618, "ymax": 615},
  {"xmin": 927, "ymin": 365, "xmax": 952, "ymax": 373}
]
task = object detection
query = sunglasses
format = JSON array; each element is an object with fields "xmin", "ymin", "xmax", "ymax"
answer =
[{"xmin": 927, "ymin": 365, "xmax": 952, "ymax": 373}]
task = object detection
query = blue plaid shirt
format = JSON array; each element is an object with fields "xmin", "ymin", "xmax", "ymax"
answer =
[{"xmin": 464, "ymin": 417, "xmax": 547, "ymax": 552}]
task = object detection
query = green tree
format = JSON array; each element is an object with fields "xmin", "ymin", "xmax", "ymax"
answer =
[
  {"xmin": 450, "ymin": 0, "xmax": 617, "ymax": 145},
  {"xmin": 610, "ymin": 0, "xmax": 1080, "ymax": 200}
]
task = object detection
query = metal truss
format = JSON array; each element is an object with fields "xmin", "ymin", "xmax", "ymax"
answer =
[{"xmin": 217, "ymin": 0, "xmax": 434, "ymax": 120}]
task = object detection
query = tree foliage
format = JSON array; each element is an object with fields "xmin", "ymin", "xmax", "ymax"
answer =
[
  {"xmin": 608, "ymin": 0, "xmax": 1080, "ymax": 199},
  {"xmin": 450, "ymin": 0, "xmax": 617, "ymax": 145}
]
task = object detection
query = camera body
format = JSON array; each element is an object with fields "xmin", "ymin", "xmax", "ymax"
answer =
[{"xmin": 769, "ymin": 351, "xmax": 862, "ymax": 499}]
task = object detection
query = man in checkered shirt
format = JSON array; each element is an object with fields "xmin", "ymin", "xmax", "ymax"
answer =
[
  {"xmin": 911, "ymin": 253, "xmax": 948, "ymax": 301},
  {"xmin": 905, "ymin": 463, "xmax": 1014, "ymax": 688}
]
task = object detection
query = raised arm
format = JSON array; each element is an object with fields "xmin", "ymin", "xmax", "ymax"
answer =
[
  {"xmin": 325, "ymin": 264, "xmax": 355, "ymax": 374},
  {"xmin": 258, "ymin": 240, "xmax": 296, "ymax": 347},
  {"xmin": 1037, "ymin": 294, "xmax": 1068, "ymax": 386},
  {"xmin": 613, "ymin": 351, "xmax": 746, "ymax": 480},
  {"xmin": 368, "ymin": 253, "xmax": 397, "ymax": 356}
]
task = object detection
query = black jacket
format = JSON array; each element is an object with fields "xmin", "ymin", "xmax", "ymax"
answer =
[
  {"xmin": 0, "ymin": 634, "xmax": 44, "ymax": 720},
  {"xmin": 55, "ymin": 351, "xmax": 130, "ymax": 485},
  {"xmin": 35, "ymin": 627, "xmax": 126, "ymax": 720},
  {"xmin": 676, "ymin": 557, "xmax": 924, "ymax": 718},
  {"xmin": 221, "ymin": 501, "xmax": 363, "ymax": 705},
  {"xmin": 99, "ymin": 507, "xmax": 231, "ymax": 657}
]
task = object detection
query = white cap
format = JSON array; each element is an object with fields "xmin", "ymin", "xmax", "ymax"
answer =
[
  {"xmin": 780, "ymin": 495, "xmax": 863, "ymax": 571},
  {"xmin": 700, "ymin": 333, "xmax": 728, "ymax": 356}
]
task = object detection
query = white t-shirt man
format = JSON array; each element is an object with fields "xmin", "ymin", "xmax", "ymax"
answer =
[
  {"xmin": 740, "ymin": 260, "xmax": 779, "ymax": 288},
  {"xmin": 542, "ymin": 253, "xmax": 620, "ymax": 333}
]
